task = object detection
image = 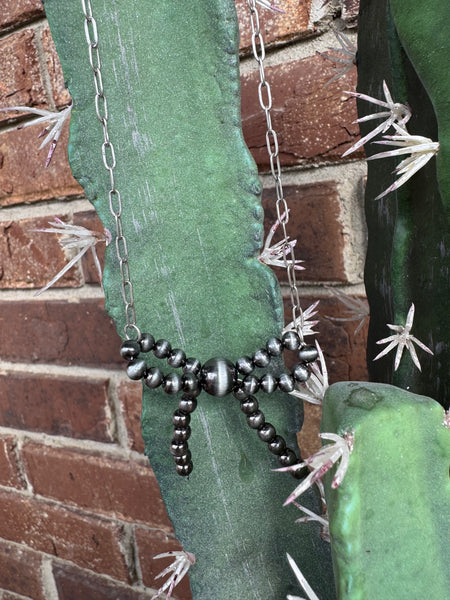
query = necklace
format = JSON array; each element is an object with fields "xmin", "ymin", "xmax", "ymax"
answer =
[{"xmin": 81, "ymin": 0, "xmax": 316, "ymax": 478}]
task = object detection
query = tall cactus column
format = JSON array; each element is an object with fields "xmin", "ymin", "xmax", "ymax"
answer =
[{"xmin": 44, "ymin": 1, "xmax": 335, "ymax": 599}]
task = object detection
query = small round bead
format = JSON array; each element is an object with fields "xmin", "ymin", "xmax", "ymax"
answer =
[
  {"xmin": 167, "ymin": 348, "xmax": 186, "ymax": 368},
  {"xmin": 201, "ymin": 358, "xmax": 235, "ymax": 397},
  {"xmin": 278, "ymin": 373, "xmax": 295, "ymax": 393},
  {"xmin": 242, "ymin": 375, "xmax": 260, "ymax": 395},
  {"xmin": 173, "ymin": 449, "xmax": 192, "ymax": 465},
  {"xmin": 266, "ymin": 337, "xmax": 283, "ymax": 356},
  {"xmin": 144, "ymin": 367, "xmax": 163, "ymax": 389},
  {"xmin": 139, "ymin": 333, "xmax": 155, "ymax": 353},
  {"xmin": 268, "ymin": 435, "xmax": 287, "ymax": 455},
  {"xmin": 178, "ymin": 395, "xmax": 198, "ymax": 413},
  {"xmin": 282, "ymin": 330, "xmax": 301, "ymax": 351},
  {"xmin": 233, "ymin": 386, "xmax": 249, "ymax": 401},
  {"xmin": 278, "ymin": 448, "xmax": 298, "ymax": 467},
  {"xmin": 240, "ymin": 396, "xmax": 259, "ymax": 415},
  {"xmin": 162, "ymin": 373, "xmax": 182, "ymax": 395},
  {"xmin": 299, "ymin": 345, "xmax": 319, "ymax": 363},
  {"xmin": 120, "ymin": 340, "xmax": 140, "ymax": 361},
  {"xmin": 153, "ymin": 339, "xmax": 172, "ymax": 359},
  {"xmin": 257, "ymin": 423, "xmax": 276, "ymax": 443},
  {"xmin": 176, "ymin": 462, "xmax": 193, "ymax": 476},
  {"xmin": 183, "ymin": 358, "xmax": 202, "ymax": 376},
  {"xmin": 291, "ymin": 465, "xmax": 309, "ymax": 479},
  {"xmin": 172, "ymin": 409, "xmax": 191, "ymax": 428},
  {"xmin": 247, "ymin": 410, "xmax": 265, "ymax": 429},
  {"xmin": 170, "ymin": 441, "xmax": 188, "ymax": 457},
  {"xmin": 126, "ymin": 358, "xmax": 147, "ymax": 380},
  {"xmin": 252, "ymin": 348, "xmax": 270, "ymax": 368},
  {"xmin": 259, "ymin": 373, "xmax": 277, "ymax": 394},
  {"xmin": 236, "ymin": 355, "xmax": 254, "ymax": 376},
  {"xmin": 292, "ymin": 363, "xmax": 310, "ymax": 382},
  {"xmin": 182, "ymin": 373, "xmax": 200, "ymax": 397},
  {"xmin": 172, "ymin": 426, "xmax": 191, "ymax": 442}
]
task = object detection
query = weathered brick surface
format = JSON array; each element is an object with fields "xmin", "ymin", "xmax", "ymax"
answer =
[
  {"xmin": 236, "ymin": 0, "xmax": 312, "ymax": 53},
  {"xmin": 0, "ymin": 540, "xmax": 44, "ymax": 600},
  {"xmin": 0, "ymin": 436, "xmax": 25, "ymax": 489},
  {"xmin": 22, "ymin": 443, "xmax": 172, "ymax": 528},
  {"xmin": 73, "ymin": 211, "xmax": 107, "ymax": 285},
  {"xmin": 262, "ymin": 181, "xmax": 346, "ymax": 283},
  {"xmin": 41, "ymin": 25, "xmax": 72, "ymax": 108},
  {"xmin": 0, "ymin": 1, "xmax": 44, "ymax": 32},
  {"xmin": 0, "ymin": 29, "xmax": 46, "ymax": 119},
  {"xmin": 0, "ymin": 373, "xmax": 112, "ymax": 442},
  {"xmin": 0, "ymin": 299, "xmax": 122, "ymax": 368},
  {"xmin": 0, "ymin": 121, "xmax": 83, "ymax": 207},
  {"xmin": 135, "ymin": 527, "xmax": 192, "ymax": 600},
  {"xmin": 0, "ymin": 489, "xmax": 130, "ymax": 581},
  {"xmin": 118, "ymin": 380, "xmax": 144, "ymax": 453},
  {"xmin": 241, "ymin": 54, "xmax": 360, "ymax": 168},
  {"xmin": 53, "ymin": 562, "xmax": 154, "ymax": 600}
]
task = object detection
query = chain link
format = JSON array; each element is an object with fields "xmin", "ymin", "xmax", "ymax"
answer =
[
  {"xmin": 81, "ymin": 0, "xmax": 141, "ymax": 340},
  {"xmin": 247, "ymin": 0, "xmax": 304, "ymax": 342}
]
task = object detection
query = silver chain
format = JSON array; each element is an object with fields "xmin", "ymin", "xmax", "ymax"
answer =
[
  {"xmin": 81, "ymin": 0, "xmax": 141, "ymax": 341},
  {"xmin": 247, "ymin": 0, "xmax": 304, "ymax": 342}
]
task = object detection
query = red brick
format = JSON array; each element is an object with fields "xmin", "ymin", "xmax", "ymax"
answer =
[
  {"xmin": 0, "ymin": 1, "xmax": 44, "ymax": 32},
  {"xmin": 0, "ymin": 373, "xmax": 112, "ymax": 442},
  {"xmin": 342, "ymin": 0, "xmax": 360, "ymax": 26},
  {"xmin": 118, "ymin": 380, "xmax": 144, "ymax": 453},
  {"xmin": 0, "ymin": 540, "xmax": 45, "ymax": 600},
  {"xmin": 262, "ymin": 182, "xmax": 346, "ymax": 283},
  {"xmin": 0, "ymin": 488, "xmax": 130, "ymax": 581},
  {"xmin": 41, "ymin": 25, "xmax": 72, "ymax": 109},
  {"xmin": 236, "ymin": 0, "xmax": 312, "ymax": 53},
  {"xmin": 53, "ymin": 562, "xmax": 154, "ymax": 600},
  {"xmin": 22, "ymin": 443, "xmax": 172, "ymax": 529},
  {"xmin": 135, "ymin": 527, "xmax": 192, "ymax": 600},
  {"xmin": 0, "ymin": 216, "xmax": 82, "ymax": 291},
  {"xmin": 0, "ymin": 298, "xmax": 122, "ymax": 368},
  {"xmin": 73, "ymin": 211, "xmax": 107, "ymax": 285},
  {"xmin": 0, "ymin": 436, "xmax": 25, "ymax": 489},
  {"xmin": 241, "ymin": 54, "xmax": 360, "ymax": 168},
  {"xmin": 0, "ymin": 29, "xmax": 46, "ymax": 119},
  {"xmin": 0, "ymin": 119, "xmax": 83, "ymax": 207}
]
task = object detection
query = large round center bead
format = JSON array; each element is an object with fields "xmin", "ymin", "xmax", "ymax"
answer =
[{"xmin": 201, "ymin": 358, "xmax": 235, "ymax": 397}]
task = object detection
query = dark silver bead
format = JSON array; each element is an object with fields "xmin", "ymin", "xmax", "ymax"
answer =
[
  {"xmin": 257, "ymin": 423, "xmax": 276, "ymax": 443},
  {"xmin": 299, "ymin": 345, "xmax": 319, "ymax": 363},
  {"xmin": 139, "ymin": 333, "xmax": 155, "ymax": 353},
  {"xmin": 174, "ymin": 449, "xmax": 192, "ymax": 465},
  {"xmin": 268, "ymin": 435, "xmax": 287, "ymax": 455},
  {"xmin": 176, "ymin": 462, "xmax": 193, "ymax": 476},
  {"xmin": 278, "ymin": 448, "xmax": 298, "ymax": 467},
  {"xmin": 242, "ymin": 375, "xmax": 259, "ymax": 395},
  {"xmin": 233, "ymin": 386, "xmax": 249, "ymax": 401},
  {"xmin": 144, "ymin": 367, "xmax": 163, "ymax": 389},
  {"xmin": 182, "ymin": 373, "xmax": 200, "ymax": 397},
  {"xmin": 278, "ymin": 373, "xmax": 295, "ymax": 393},
  {"xmin": 120, "ymin": 340, "xmax": 140, "ymax": 361},
  {"xmin": 163, "ymin": 373, "xmax": 182, "ymax": 395},
  {"xmin": 172, "ymin": 426, "xmax": 191, "ymax": 442},
  {"xmin": 266, "ymin": 336, "xmax": 283, "ymax": 356},
  {"xmin": 247, "ymin": 410, "xmax": 265, "ymax": 429},
  {"xmin": 240, "ymin": 396, "xmax": 258, "ymax": 415},
  {"xmin": 154, "ymin": 339, "xmax": 171, "ymax": 359},
  {"xmin": 126, "ymin": 358, "xmax": 147, "ymax": 380},
  {"xmin": 292, "ymin": 363, "xmax": 310, "ymax": 382},
  {"xmin": 178, "ymin": 395, "xmax": 198, "ymax": 413},
  {"xmin": 183, "ymin": 357, "xmax": 202, "ymax": 376},
  {"xmin": 170, "ymin": 441, "xmax": 188, "ymax": 456},
  {"xmin": 259, "ymin": 373, "xmax": 277, "ymax": 393},
  {"xmin": 201, "ymin": 358, "xmax": 235, "ymax": 397},
  {"xmin": 252, "ymin": 348, "xmax": 270, "ymax": 368},
  {"xmin": 172, "ymin": 409, "xmax": 191, "ymax": 428},
  {"xmin": 236, "ymin": 355, "xmax": 254, "ymax": 375},
  {"xmin": 167, "ymin": 348, "xmax": 186, "ymax": 368},
  {"xmin": 282, "ymin": 330, "xmax": 301, "ymax": 351}
]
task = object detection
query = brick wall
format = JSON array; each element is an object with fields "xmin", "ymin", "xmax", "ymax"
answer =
[{"xmin": 0, "ymin": 2, "xmax": 366, "ymax": 599}]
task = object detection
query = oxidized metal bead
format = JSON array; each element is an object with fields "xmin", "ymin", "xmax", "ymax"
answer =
[
  {"xmin": 282, "ymin": 330, "xmax": 301, "ymax": 351},
  {"xmin": 247, "ymin": 410, "xmax": 265, "ymax": 429},
  {"xmin": 278, "ymin": 373, "xmax": 295, "ymax": 393},
  {"xmin": 170, "ymin": 440, "xmax": 188, "ymax": 457},
  {"xmin": 257, "ymin": 423, "xmax": 276, "ymax": 443},
  {"xmin": 298, "ymin": 345, "xmax": 319, "ymax": 363},
  {"xmin": 233, "ymin": 386, "xmax": 249, "ymax": 401},
  {"xmin": 172, "ymin": 409, "xmax": 191, "ymax": 428},
  {"xmin": 162, "ymin": 373, "xmax": 182, "ymax": 395},
  {"xmin": 292, "ymin": 363, "xmax": 310, "ymax": 382},
  {"xmin": 173, "ymin": 449, "xmax": 192, "ymax": 465},
  {"xmin": 126, "ymin": 358, "xmax": 147, "ymax": 380},
  {"xmin": 268, "ymin": 435, "xmax": 287, "ymax": 455},
  {"xmin": 259, "ymin": 373, "xmax": 277, "ymax": 393},
  {"xmin": 201, "ymin": 358, "xmax": 235, "ymax": 397},
  {"xmin": 278, "ymin": 448, "xmax": 298, "ymax": 467},
  {"xmin": 253, "ymin": 348, "xmax": 270, "ymax": 368},
  {"xmin": 242, "ymin": 375, "xmax": 259, "ymax": 395},
  {"xmin": 178, "ymin": 395, "xmax": 198, "ymax": 413},
  {"xmin": 240, "ymin": 396, "xmax": 258, "ymax": 414},
  {"xmin": 153, "ymin": 338, "xmax": 172, "ymax": 359},
  {"xmin": 236, "ymin": 355, "xmax": 254, "ymax": 375},
  {"xmin": 139, "ymin": 333, "xmax": 155, "ymax": 353},
  {"xmin": 266, "ymin": 336, "xmax": 283, "ymax": 356},
  {"xmin": 183, "ymin": 358, "xmax": 202, "ymax": 376},
  {"xmin": 176, "ymin": 462, "xmax": 193, "ymax": 476},
  {"xmin": 167, "ymin": 348, "xmax": 186, "ymax": 368},
  {"xmin": 120, "ymin": 340, "xmax": 140, "ymax": 361},
  {"xmin": 182, "ymin": 373, "xmax": 200, "ymax": 397},
  {"xmin": 144, "ymin": 367, "xmax": 163, "ymax": 389},
  {"xmin": 172, "ymin": 426, "xmax": 191, "ymax": 442}
]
